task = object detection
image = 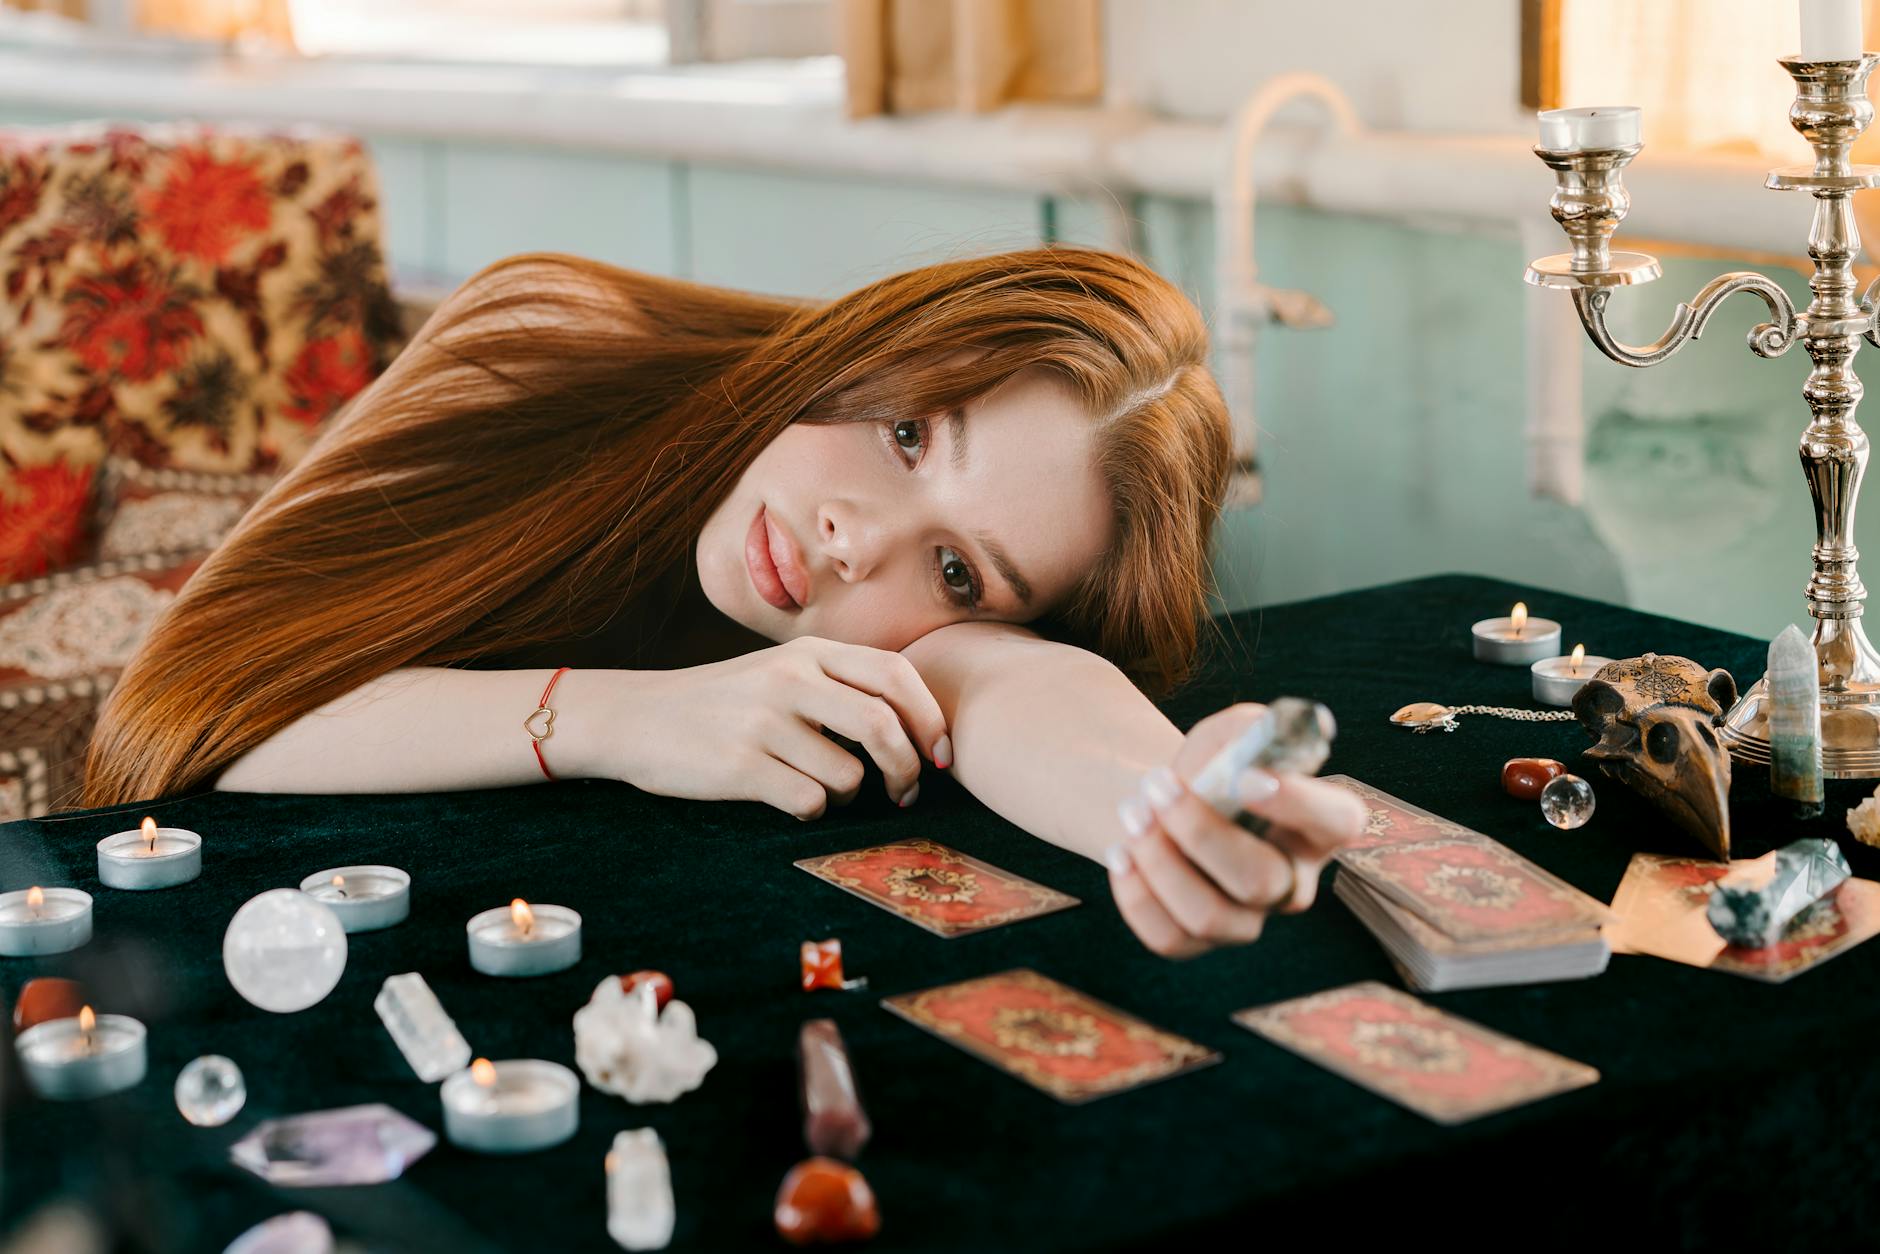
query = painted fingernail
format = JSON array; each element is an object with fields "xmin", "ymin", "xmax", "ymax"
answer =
[
  {"xmin": 933, "ymin": 735, "xmax": 953, "ymax": 769},
  {"xmin": 1105, "ymin": 843, "xmax": 1133, "ymax": 876},
  {"xmin": 1141, "ymin": 767, "xmax": 1182, "ymax": 812},
  {"xmin": 898, "ymin": 783, "xmax": 920, "ymax": 808},
  {"xmin": 1117, "ymin": 795, "xmax": 1152, "ymax": 839},
  {"xmin": 1238, "ymin": 767, "xmax": 1279, "ymax": 805}
]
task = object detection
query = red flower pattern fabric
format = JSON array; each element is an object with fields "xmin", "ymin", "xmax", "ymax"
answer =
[{"xmin": 0, "ymin": 122, "xmax": 400, "ymax": 582}]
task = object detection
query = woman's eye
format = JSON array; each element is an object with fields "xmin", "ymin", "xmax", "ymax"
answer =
[
  {"xmin": 890, "ymin": 419, "xmax": 926, "ymax": 462},
  {"xmin": 937, "ymin": 547, "xmax": 979, "ymax": 606}
]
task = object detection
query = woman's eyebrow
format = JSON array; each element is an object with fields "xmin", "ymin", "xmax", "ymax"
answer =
[
  {"xmin": 976, "ymin": 531, "xmax": 1034, "ymax": 605},
  {"xmin": 948, "ymin": 406, "xmax": 968, "ymax": 470}
]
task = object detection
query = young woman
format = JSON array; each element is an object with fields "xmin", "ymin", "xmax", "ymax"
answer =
[{"xmin": 84, "ymin": 247, "xmax": 1364, "ymax": 958}]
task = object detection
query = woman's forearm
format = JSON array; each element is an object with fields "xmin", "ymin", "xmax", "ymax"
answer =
[
  {"xmin": 902, "ymin": 624, "xmax": 1183, "ymax": 861},
  {"xmin": 215, "ymin": 666, "xmax": 621, "ymax": 794}
]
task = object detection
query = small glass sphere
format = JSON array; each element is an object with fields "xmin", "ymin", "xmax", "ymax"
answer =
[
  {"xmin": 175, "ymin": 1054, "xmax": 246, "ymax": 1127},
  {"xmin": 223, "ymin": 889, "xmax": 347, "ymax": 1014},
  {"xmin": 1539, "ymin": 773, "xmax": 1596, "ymax": 829}
]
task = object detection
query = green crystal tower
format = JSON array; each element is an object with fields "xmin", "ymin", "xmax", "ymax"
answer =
[{"xmin": 1768, "ymin": 625, "xmax": 1824, "ymax": 818}]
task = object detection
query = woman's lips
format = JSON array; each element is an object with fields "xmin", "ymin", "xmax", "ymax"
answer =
[{"xmin": 745, "ymin": 505, "xmax": 807, "ymax": 611}]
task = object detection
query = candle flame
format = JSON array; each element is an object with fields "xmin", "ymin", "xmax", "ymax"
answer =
[
  {"xmin": 1571, "ymin": 643, "xmax": 1586, "ymax": 672},
  {"xmin": 78, "ymin": 1005, "xmax": 95, "ymax": 1033},
  {"xmin": 510, "ymin": 898, "xmax": 534, "ymax": 936},
  {"xmin": 471, "ymin": 1058, "xmax": 497, "ymax": 1088},
  {"xmin": 332, "ymin": 875, "xmax": 347, "ymax": 899},
  {"xmin": 26, "ymin": 885, "xmax": 43, "ymax": 910},
  {"xmin": 141, "ymin": 816, "xmax": 158, "ymax": 851},
  {"xmin": 1510, "ymin": 602, "xmax": 1529, "ymax": 636}
]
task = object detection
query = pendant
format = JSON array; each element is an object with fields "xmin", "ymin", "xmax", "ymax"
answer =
[{"xmin": 1390, "ymin": 702, "xmax": 1459, "ymax": 733}]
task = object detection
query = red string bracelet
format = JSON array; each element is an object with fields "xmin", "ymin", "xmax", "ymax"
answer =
[{"xmin": 523, "ymin": 666, "xmax": 573, "ymax": 781}]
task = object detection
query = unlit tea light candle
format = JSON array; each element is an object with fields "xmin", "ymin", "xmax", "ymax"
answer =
[
  {"xmin": 97, "ymin": 817, "xmax": 201, "ymax": 890},
  {"xmin": 1472, "ymin": 602, "xmax": 1562, "ymax": 667},
  {"xmin": 299, "ymin": 866, "xmax": 410, "ymax": 933},
  {"xmin": 1536, "ymin": 105, "xmax": 1642, "ymax": 153},
  {"xmin": 0, "ymin": 886, "xmax": 92, "ymax": 956},
  {"xmin": 17, "ymin": 1006, "xmax": 147, "ymax": 1100},
  {"xmin": 466, "ymin": 899, "xmax": 581, "ymax": 977},
  {"xmin": 441, "ymin": 1057, "xmax": 579, "ymax": 1153},
  {"xmin": 1532, "ymin": 644, "xmax": 1614, "ymax": 707}
]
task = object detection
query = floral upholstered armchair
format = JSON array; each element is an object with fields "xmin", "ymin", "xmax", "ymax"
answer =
[{"xmin": 0, "ymin": 122, "xmax": 414, "ymax": 819}]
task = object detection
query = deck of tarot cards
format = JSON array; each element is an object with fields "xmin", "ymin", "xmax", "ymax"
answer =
[{"xmin": 1328, "ymin": 778, "xmax": 1612, "ymax": 993}]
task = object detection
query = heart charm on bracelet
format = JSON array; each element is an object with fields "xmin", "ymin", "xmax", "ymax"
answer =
[{"xmin": 523, "ymin": 706, "xmax": 557, "ymax": 741}]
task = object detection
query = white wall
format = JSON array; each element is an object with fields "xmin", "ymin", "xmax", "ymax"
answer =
[{"xmin": 1103, "ymin": 0, "xmax": 1532, "ymax": 134}]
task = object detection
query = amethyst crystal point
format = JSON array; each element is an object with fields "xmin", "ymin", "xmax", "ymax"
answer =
[
  {"xmin": 230, "ymin": 1103, "xmax": 436, "ymax": 1186},
  {"xmin": 1706, "ymin": 838, "xmax": 1852, "ymax": 949}
]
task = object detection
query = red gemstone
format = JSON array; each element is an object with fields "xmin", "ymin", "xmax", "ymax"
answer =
[
  {"xmin": 774, "ymin": 1157, "xmax": 881, "ymax": 1245},
  {"xmin": 619, "ymin": 970, "xmax": 674, "ymax": 1011},
  {"xmin": 801, "ymin": 939, "xmax": 846, "ymax": 992},
  {"xmin": 1502, "ymin": 757, "xmax": 1567, "ymax": 801},
  {"xmin": 13, "ymin": 977, "xmax": 86, "ymax": 1034}
]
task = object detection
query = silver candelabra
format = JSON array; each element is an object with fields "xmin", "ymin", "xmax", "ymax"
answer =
[{"xmin": 1526, "ymin": 54, "xmax": 1880, "ymax": 777}]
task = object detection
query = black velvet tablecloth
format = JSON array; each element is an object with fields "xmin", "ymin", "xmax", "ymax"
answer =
[{"xmin": 4, "ymin": 574, "xmax": 1879, "ymax": 1253}]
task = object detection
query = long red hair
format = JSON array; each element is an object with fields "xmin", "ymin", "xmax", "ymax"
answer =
[{"xmin": 83, "ymin": 247, "xmax": 1230, "ymax": 806}]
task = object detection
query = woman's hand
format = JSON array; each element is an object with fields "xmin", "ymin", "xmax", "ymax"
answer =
[
  {"xmin": 1106, "ymin": 703, "xmax": 1366, "ymax": 958},
  {"xmin": 608, "ymin": 637, "xmax": 950, "ymax": 820}
]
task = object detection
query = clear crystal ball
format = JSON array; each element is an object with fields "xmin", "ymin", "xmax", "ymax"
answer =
[
  {"xmin": 175, "ymin": 1053, "xmax": 246, "ymax": 1127},
  {"xmin": 1539, "ymin": 773, "xmax": 1596, "ymax": 829},
  {"xmin": 223, "ymin": 889, "xmax": 347, "ymax": 1013}
]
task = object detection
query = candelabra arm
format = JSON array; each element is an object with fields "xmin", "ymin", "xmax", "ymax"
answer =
[{"xmin": 1571, "ymin": 272, "xmax": 1798, "ymax": 368}]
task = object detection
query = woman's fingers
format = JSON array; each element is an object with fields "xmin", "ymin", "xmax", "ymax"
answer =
[
  {"xmin": 1258, "ymin": 823, "xmax": 1332, "ymax": 913},
  {"xmin": 737, "ymin": 754, "xmax": 837, "ymax": 822},
  {"xmin": 766, "ymin": 720, "xmax": 867, "ymax": 808},
  {"xmin": 1141, "ymin": 766, "xmax": 1300, "ymax": 910},
  {"xmin": 793, "ymin": 681, "xmax": 923, "ymax": 806},
  {"xmin": 1236, "ymin": 771, "xmax": 1367, "ymax": 857},
  {"xmin": 1119, "ymin": 796, "xmax": 1267, "ymax": 945},
  {"xmin": 812, "ymin": 641, "xmax": 952, "ymax": 768},
  {"xmin": 1106, "ymin": 844, "xmax": 1208, "ymax": 959}
]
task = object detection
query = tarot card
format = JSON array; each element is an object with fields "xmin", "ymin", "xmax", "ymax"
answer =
[
  {"xmin": 1336, "ymin": 834, "xmax": 1613, "ymax": 941},
  {"xmin": 880, "ymin": 969, "xmax": 1219, "ymax": 1103},
  {"xmin": 795, "ymin": 839, "xmax": 1079, "ymax": 938},
  {"xmin": 1607, "ymin": 852, "xmax": 1880, "ymax": 983},
  {"xmin": 1232, "ymin": 981, "xmax": 1598, "ymax": 1124},
  {"xmin": 1323, "ymin": 776, "xmax": 1492, "ymax": 850}
]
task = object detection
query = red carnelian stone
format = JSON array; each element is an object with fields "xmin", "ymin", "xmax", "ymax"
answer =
[
  {"xmin": 1502, "ymin": 757, "xmax": 1567, "ymax": 801},
  {"xmin": 774, "ymin": 1157, "xmax": 881, "ymax": 1245},
  {"xmin": 800, "ymin": 939, "xmax": 845, "ymax": 992},
  {"xmin": 14, "ymin": 977, "xmax": 86, "ymax": 1034},
  {"xmin": 619, "ymin": 970, "xmax": 674, "ymax": 1011}
]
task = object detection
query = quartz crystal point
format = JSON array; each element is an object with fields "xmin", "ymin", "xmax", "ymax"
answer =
[
  {"xmin": 1706, "ymin": 838, "xmax": 1851, "ymax": 948},
  {"xmin": 222, "ymin": 1212, "xmax": 333, "ymax": 1254},
  {"xmin": 375, "ymin": 973, "xmax": 472, "ymax": 1082},
  {"xmin": 799, "ymin": 1019, "xmax": 870, "ymax": 1160},
  {"xmin": 574, "ymin": 977, "xmax": 717, "ymax": 1104},
  {"xmin": 1767, "ymin": 625, "xmax": 1825, "ymax": 818},
  {"xmin": 1189, "ymin": 697, "xmax": 1336, "ymax": 818},
  {"xmin": 229, "ymin": 1104, "xmax": 436, "ymax": 1186},
  {"xmin": 606, "ymin": 1128, "xmax": 675, "ymax": 1251}
]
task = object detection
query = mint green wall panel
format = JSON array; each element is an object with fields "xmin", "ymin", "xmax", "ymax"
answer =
[
  {"xmin": 686, "ymin": 165, "xmax": 1043, "ymax": 298},
  {"xmin": 439, "ymin": 144, "xmax": 678, "ymax": 281},
  {"xmin": 363, "ymin": 136, "xmax": 442, "ymax": 281}
]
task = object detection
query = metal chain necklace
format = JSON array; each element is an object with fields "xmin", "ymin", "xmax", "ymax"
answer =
[{"xmin": 1389, "ymin": 702, "xmax": 1578, "ymax": 734}]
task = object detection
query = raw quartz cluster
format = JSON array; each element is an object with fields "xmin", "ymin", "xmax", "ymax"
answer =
[
  {"xmin": 1706, "ymin": 837, "xmax": 1851, "ymax": 948},
  {"xmin": 574, "ymin": 976, "xmax": 717, "ymax": 1104},
  {"xmin": 1847, "ymin": 786, "xmax": 1880, "ymax": 849}
]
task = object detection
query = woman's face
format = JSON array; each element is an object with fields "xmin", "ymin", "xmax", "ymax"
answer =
[{"xmin": 697, "ymin": 367, "xmax": 1115, "ymax": 651}]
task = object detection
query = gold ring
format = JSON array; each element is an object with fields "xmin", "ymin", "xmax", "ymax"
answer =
[{"xmin": 1272, "ymin": 849, "xmax": 1300, "ymax": 911}]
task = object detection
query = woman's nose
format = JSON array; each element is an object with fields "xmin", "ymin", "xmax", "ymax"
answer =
[{"xmin": 818, "ymin": 503, "xmax": 884, "ymax": 582}]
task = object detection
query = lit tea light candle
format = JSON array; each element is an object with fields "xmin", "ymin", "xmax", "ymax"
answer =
[
  {"xmin": 440, "ymin": 1057, "xmax": 579, "ymax": 1153},
  {"xmin": 1471, "ymin": 602, "xmax": 1562, "ymax": 666},
  {"xmin": 0, "ymin": 885, "xmax": 93, "ymax": 956},
  {"xmin": 466, "ymin": 898, "xmax": 581, "ymax": 977},
  {"xmin": 96, "ymin": 816, "xmax": 202, "ymax": 891},
  {"xmin": 298, "ymin": 865, "xmax": 411, "ymax": 933},
  {"xmin": 1532, "ymin": 643, "xmax": 1615, "ymax": 706},
  {"xmin": 16, "ymin": 1004, "xmax": 148, "ymax": 1101}
]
